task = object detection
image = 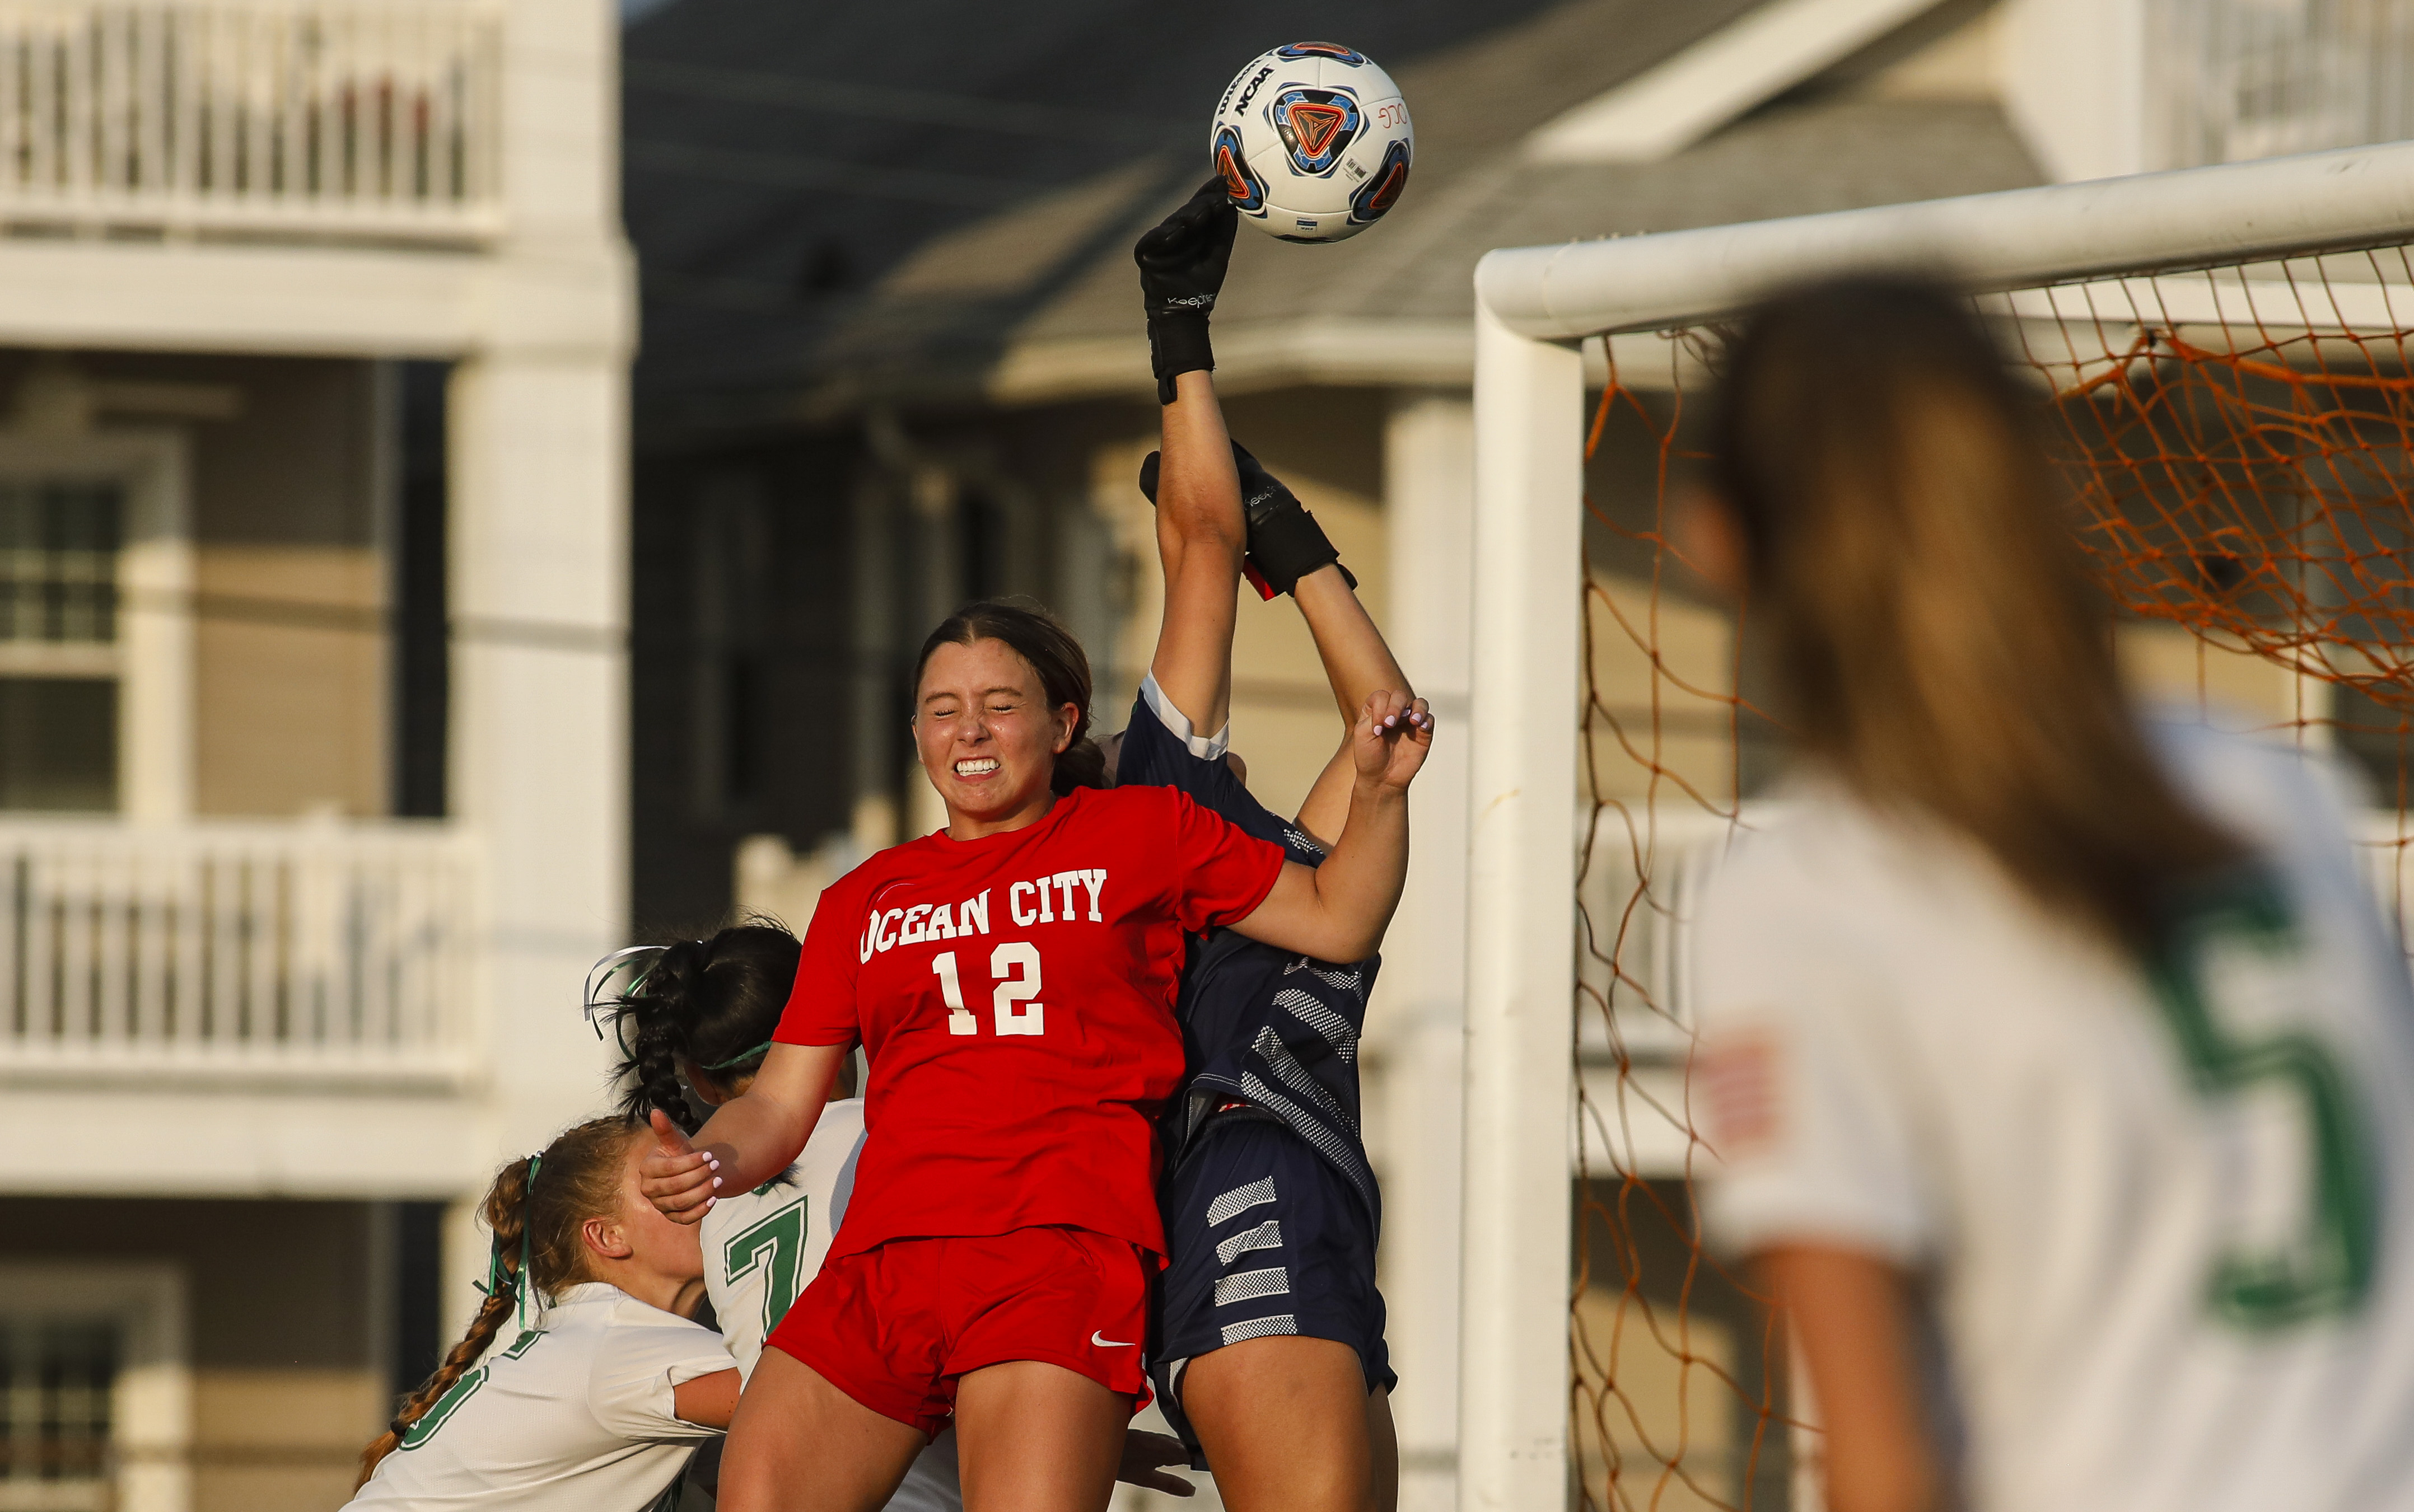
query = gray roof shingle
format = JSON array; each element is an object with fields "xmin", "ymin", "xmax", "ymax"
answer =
[{"xmin": 625, "ymin": 0, "xmax": 2044, "ymax": 428}]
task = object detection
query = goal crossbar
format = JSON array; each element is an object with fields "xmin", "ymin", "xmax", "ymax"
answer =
[
  {"xmin": 1455, "ymin": 139, "xmax": 2414, "ymax": 1512},
  {"xmin": 1477, "ymin": 138, "xmax": 2414, "ymax": 340}
]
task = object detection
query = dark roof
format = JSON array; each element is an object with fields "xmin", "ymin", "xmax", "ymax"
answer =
[{"xmin": 623, "ymin": 0, "xmax": 2042, "ymax": 435}]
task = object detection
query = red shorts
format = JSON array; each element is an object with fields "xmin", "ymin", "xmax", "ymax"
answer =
[{"xmin": 767, "ymin": 1226, "xmax": 1151, "ymax": 1438}]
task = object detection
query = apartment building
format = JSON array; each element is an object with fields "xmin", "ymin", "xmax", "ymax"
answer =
[{"xmin": 0, "ymin": 3, "xmax": 630, "ymax": 1508}]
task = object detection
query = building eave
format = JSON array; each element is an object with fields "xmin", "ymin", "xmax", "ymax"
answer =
[{"xmin": 983, "ymin": 317, "xmax": 1481, "ymax": 406}]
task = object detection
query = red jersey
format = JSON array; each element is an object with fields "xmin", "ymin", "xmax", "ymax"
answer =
[{"xmin": 777, "ymin": 783, "xmax": 1287, "ymax": 1261}]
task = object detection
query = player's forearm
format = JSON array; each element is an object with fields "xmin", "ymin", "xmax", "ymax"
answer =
[
  {"xmin": 1301, "ymin": 780, "xmax": 1410, "ymax": 960},
  {"xmin": 690, "ymin": 1047, "xmax": 836, "ymax": 1192},
  {"xmin": 688, "ymin": 1092, "xmax": 818, "ymax": 1195},
  {"xmin": 1292, "ymin": 568, "xmax": 1414, "ymax": 843},
  {"xmin": 1294, "ymin": 565, "xmax": 1412, "ymax": 721},
  {"xmin": 1158, "ymin": 371, "xmax": 1245, "ymax": 558},
  {"xmin": 1761, "ymin": 1247, "xmax": 1939, "ymax": 1512}
]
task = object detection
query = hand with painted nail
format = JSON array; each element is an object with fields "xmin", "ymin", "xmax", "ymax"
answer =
[
  {"xmin": 1351, "ymin": 688, "xmax": 1434, "ymax": 795},
  {"xmin": 640, "ymin": 1108, "xmax": 722, "ymax": 1225}
]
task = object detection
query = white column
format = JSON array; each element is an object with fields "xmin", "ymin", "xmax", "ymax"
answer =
[
  {"xmin": 2000, "ymin": 0, "xmax": 2151, "ymax": 180},
  {"xmin": 1377, "ymin": 392, "xmax": 1474, "ymax": 1512},
  {"xmin": 449, "ymin": 352, "xmax": 627, "ymax": 1162},
  {"xmin": 438, "ymin": 0, "xmax": 630, "ymax": 1187},
  {"xmin": 1458, "ymin": 306, "xmax": 1585, "ymax": 1512}
]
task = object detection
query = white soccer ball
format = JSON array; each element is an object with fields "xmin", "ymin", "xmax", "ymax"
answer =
[{"xmin": 1210, "ymin": 41, "xmax": 1413, "ymax": 244}]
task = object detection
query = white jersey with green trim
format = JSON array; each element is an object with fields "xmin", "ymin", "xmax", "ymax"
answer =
[
  {"xmin": 701, "ymin": 1097, "xmax": 962, "ymax": 1511},
  {"xmin": 1695, "ymin": 719, "xmax": 2414, "ymax": 1512},
  {"xmin": 347, "ymin": 1282, "xmax": 733, "ymax": 1512}
]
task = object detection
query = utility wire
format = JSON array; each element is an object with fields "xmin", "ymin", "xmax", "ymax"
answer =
[
  {"xmin": 622, "ymin": 57, "xmax": 1182, "ymax": 142},
  {"xmin": 623, "ymin": 138, "xmax": 1033, "ymax": 208}
]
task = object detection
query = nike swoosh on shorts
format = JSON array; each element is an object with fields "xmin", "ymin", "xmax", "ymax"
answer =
[{"xmin": 1091, "ymin": 1331, "xmax": 1136, "ymax": 1347}]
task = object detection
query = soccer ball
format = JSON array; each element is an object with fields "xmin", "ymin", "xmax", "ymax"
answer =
[{"xmin": 1210, "ymin": 41, "xmax": 1412, "ymax": 244}]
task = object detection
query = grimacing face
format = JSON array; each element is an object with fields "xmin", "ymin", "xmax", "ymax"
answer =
[{"xmin": 913, "ymin": 638, "xmax": 1076, "ymax": 828}]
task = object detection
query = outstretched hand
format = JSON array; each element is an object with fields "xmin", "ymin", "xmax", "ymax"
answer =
[
  {"xmin": 1133, "ymin": 176, "xmax": 1239, "ymax": 320},
  {"xmin": 1115, "ymin": 1429, "xmax": 1196, "ymax": 1497},
  {"xmin": 638, "ymin": 1108, "xmax": 720, "ymax": 1227},
  {"xmin": 1350, "ymin": 689, "xmax": 1434, "ymax": 794}
]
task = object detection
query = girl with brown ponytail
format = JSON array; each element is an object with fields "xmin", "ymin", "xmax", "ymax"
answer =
[
  {"xmin": 600, "ymin": 925, "xmax": 968, "ymax": 1511},
  {"xmin": 1687, "ymin": 276, "xmax": 2414, "ymax": 1512},
  {"xmin": 347, "ymin": 1115, "xmax": 740, "ymax": 1511}
]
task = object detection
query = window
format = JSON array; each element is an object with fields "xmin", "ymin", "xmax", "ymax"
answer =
[
  {"xmin": 0, "ymin": 1319, "xmax": 116, "ymax": 1510},
  {"xmin": 0, "ymin": 480, "xmax": 124, "ymax": 811},
  {"xmin": 0, "ymin": 1265, "xmax": 188, "ymax": 1512},
  {"xmin": 0, "ymin": 434, "xmax": 192, "ymax": 819}
]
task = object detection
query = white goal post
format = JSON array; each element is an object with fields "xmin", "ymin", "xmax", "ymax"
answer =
[{"xmin": 1456, "ymin": 137, "xmax": 2414, "ymax": 1512}]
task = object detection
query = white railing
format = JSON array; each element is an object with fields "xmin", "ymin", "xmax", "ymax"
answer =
[
  {"xmin": 1580, "ymin": 802, "xmax": 2414, "ymax": 1053},
  {"xmin": 0, "ymin": 816, "xmax": 478, "ymax": 1083},
  {"xmin": 0, "ymin": 0, "xmax": 501, "ymax": 242},
  {"xmin": 2152, "ymin": 0, "xmax": 2414, "ymax": 170}
]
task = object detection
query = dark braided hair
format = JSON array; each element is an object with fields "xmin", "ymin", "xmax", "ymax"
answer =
[
  {"xmin": 356, "ymin": 1116, "xmax": 641, "ymax": 1488},
  {"xmin": 606, "ymin": 924, "xmax": 802, "ymax": 1135}
]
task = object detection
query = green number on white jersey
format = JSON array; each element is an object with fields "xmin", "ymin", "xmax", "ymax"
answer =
[
  {"xmin": 725, "ymin": 1201, "xmax": 809, "ymax": 1335},
  {"xmin": 2151, "ymin": 878, "xmax": 2376, "ymax": 1328},
  {"xmin": 397, "ymin": 1329, "xmax": 544, "ymax": 1449}
]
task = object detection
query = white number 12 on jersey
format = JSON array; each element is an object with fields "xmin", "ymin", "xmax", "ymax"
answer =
[{"xmin": 932, "ymin": 945, "xmax": 1045, "ymax": 1037}]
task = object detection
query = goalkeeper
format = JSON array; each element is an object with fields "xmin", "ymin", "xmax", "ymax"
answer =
[{"xmin": 1120, "ymin": 178, "xmax": 1426, "ymax": 1512}]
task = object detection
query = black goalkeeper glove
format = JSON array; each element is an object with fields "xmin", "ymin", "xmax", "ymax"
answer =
[
  {"xmin": 1134, "ymin": 176, "xmax": 1238, "ymax": 405},
  {"xmin": 1138, "ymin": 441, "xmax": 1357, "ymax": 601}
]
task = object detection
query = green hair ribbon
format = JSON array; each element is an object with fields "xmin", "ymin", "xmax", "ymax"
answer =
[{"xmin": 701, "ymin": 1039, "xmax": 775, "ymax": 1072}]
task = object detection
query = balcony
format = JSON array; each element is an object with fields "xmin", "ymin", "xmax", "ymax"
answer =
[
  {"xmin": 0, "ymin": 815, "xmax": 479, "ymax": 1088},
  {"xmin": 1576, "ymin": 798, "xmax": 2414, "ymax": 1177},
  {"xmin": 2152, "ymin": 0, "xmax": 2414, "ymax": 168},
  {"xmin": 0, "ymin": 0, "xmax": 501, "ymax": 245}
]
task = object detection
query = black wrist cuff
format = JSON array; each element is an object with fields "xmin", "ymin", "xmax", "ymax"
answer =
[
  {"xmin": 1148, "ymin": 312, "xmax": 1214, "ymax": 404},
  {"xmin": 1245, "ymin": 494, "xmax": 1351, "ymax": 597}
]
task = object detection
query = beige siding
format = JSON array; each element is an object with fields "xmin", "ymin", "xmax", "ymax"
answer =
[
  {"xmin": 193, "ymin": 544, "xmax": 387, "ymax": 817},
  {"xmin": 188, "ymin": 357, "xmax": 388, "ymax": 818},
  {"xmin": 0, "ymin": 1196, "xmax": 389, "ymax": 1512},
  {"xmin": 194, "ymin": 1369, "xmax": 387, "ymax": 1512}
]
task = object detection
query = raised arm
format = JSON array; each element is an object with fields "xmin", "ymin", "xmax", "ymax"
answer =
[
  {"xmin": 1151, "ymin": 375, "xmax": 1246, "ymax": 734},
  {"xmin": 1290, "ymin": 562, "xmax": 1418, "ymax": 846},
  {"xmin": 1229, "ymin": 688, "xmax": 1431, "ymax": 961},
  {"xmin": 639, "ymin": 1040, "xmax": 846, "ymax": 1225},
  {"xmin": 1136, "ymin": 180, "xmax": 1244, "ymax": 736}
]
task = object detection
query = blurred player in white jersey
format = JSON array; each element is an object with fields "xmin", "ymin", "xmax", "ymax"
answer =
[
  {"xmin": 1686, "ymin": 276, "xmax": 2414, "ymax": 1512},
  {"xmin": 598, "ymin": 928, "xmax": 1193, "ymax": 1509},
  {"xmin": 348, "ymin": 1116, "xmax": 739, "ymax": 1511}
]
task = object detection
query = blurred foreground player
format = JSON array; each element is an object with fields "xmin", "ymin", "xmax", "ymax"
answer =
[
  {"xmin": 1123, "ymin": 178, "xmax": 1421, "ymax": 1512},
  {"xmin": 1688, "ymin": 276, "xmax": 2414, "ymax": 1512}
]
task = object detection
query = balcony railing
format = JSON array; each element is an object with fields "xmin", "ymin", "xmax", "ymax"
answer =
[
  {"xmin": 1582, "ymin": 801, "xmax": 2414, "ymax": 1051},
  {"xmin": 0, "ymin": 816, "xmax": 478, "ymax": 1084},
  {"xmin": 0, "ymin": 0, "xmax": 501, "ymax": 242},
  {"xmin": 2152, "ymin": 0, "xmax": 2414, "ymax": 170}
]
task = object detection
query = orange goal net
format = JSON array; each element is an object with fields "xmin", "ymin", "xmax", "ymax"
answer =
[{"xmin": 1568, "ymin": 246, "xmax": 2414, "ymax": 1511}]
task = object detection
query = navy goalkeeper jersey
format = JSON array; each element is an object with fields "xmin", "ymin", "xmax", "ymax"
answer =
[{"xmin": 1112, "ymin": 681, "xmax": 1381, "ymax": 1230}]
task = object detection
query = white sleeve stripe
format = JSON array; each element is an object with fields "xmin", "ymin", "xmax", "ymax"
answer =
[
  {"xmin": 1140, "ymin": 672, "xmax": 1232, "ymax": 761},
  {"xmin": 1207, "ymin": 1176, "xmax": 1277, "ymax": 1226}
]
